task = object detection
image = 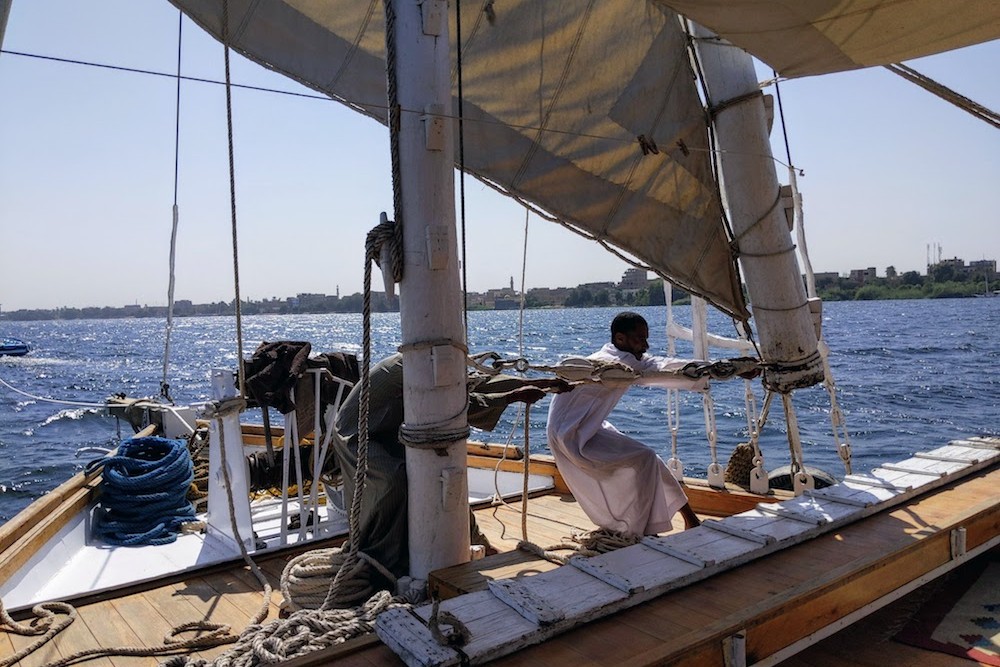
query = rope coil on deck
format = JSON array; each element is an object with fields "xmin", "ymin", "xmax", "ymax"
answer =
[{"xmin": 86, "ymin": 436, "xmax": 197, "ymax": 546}]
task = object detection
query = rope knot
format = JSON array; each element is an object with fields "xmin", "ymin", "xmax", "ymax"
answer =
[
  {"xmin": 428, "ymin": 599, "xmax": 471, "ymax": 646},
  {"xmin": 366, "ymin": 214, "xmax": 403, "ymax": 283}
]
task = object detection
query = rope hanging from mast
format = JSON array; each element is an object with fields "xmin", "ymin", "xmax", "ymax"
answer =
[
  {"xmin": 221, "ymin": 0, "xmax": 246, "ymax": 399},
  {"xmin": 161, "ymin": 11, "xmax": 183, "ymax": 404}
]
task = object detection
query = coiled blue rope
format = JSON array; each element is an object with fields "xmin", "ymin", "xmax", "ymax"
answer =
[{"xmin": 87, "ymin": 436, "xmax": 196, "ymax": 546}]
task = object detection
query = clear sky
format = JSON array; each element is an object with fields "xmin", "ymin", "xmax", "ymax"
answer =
[{"xmin": 1, "ymin": 1, "xmax": 997, "ymax": 312}]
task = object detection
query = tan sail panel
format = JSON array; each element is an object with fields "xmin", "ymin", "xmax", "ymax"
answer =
[
  {"xmin": 170, "ymin": 0, "xmax": 750, "ymax": 319},
  {"xmin": 658, "ymin": 0, "xmax": 1000, "ymax": 78}
]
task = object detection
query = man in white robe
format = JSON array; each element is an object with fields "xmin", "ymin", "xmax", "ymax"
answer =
[{"xmin": 546, "ymin": 311, "xmax": 708, "ymax": 536}]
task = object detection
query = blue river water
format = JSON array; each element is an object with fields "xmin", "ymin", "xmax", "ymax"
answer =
[{"xmin": 2, "ymin": 299, "xmax": 999, "ymax": 526}]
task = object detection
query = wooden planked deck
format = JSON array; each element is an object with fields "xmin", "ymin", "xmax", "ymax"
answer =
[
  {"xmin": 4, "ymin": 554, "xmax": 290, "ymax": 667},
  {"xmin": 475, "ymin": 459, "xmax": 1000, "ymax": 667},
  {"xmin": 5, "ymin": 440, "xmax": 999, "ymax": 667}
]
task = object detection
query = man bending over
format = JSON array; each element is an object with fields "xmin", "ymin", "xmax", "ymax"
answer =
[{"xmin": 547, "ymin": 311, "xmax": 732, "ymax": 536}]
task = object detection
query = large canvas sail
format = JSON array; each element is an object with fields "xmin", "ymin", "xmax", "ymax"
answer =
[
  {"xmin": 170, "ymin": 0, "xmax": 750, "ymax": 320},
  {"xmin": 660, "ymin": 0, "xmax": 1000, "ymax": 78}
]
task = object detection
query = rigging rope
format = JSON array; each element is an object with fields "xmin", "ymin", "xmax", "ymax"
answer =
[
  {"xmin": 885, "ymin": 62, "xmax": 1000, "ymax": 130},
  {"xmin": 221, "ymin": 4, "xmax": 246, "ymax": 399},
  {"xmin": 456, "ymin": 0, "xmax": 469, "ymax": 337},
  {"xmin": 774, "ymin": 73, "xmax": 854, "ymax": 475},
  {"xmin": 161, "ymin": 12, "xmax": 182, "ymax": 403}
]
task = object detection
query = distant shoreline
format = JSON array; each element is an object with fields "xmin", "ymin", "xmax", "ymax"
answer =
[{"xmin": 1, "ymin": 276, "xmax": 994, "ymax": 322}]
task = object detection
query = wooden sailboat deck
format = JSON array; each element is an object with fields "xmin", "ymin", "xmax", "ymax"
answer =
[{"xmin": 4, "ymin": 452, "xmax": 999, "ymax": 667}]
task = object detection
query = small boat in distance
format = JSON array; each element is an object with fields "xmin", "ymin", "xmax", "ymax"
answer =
[{"xmin": 0, "ymin": 337, "xmax": 29, "ymax": 357}]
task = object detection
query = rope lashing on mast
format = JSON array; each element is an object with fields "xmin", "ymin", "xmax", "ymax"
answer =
[{"xmin": 395, "ymin": 338, "xmax": 473, "ymax": 451}]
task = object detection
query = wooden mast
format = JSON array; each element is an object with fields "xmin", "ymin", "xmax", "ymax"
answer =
[
  {"xmin": 691, "ymin": 23, "xmax": 824, "ymax": 393},
  {"xmin": 388, "ymin": 0, "xmax": 471, "ymax": 581}
]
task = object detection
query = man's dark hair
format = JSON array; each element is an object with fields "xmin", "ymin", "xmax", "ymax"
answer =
[{"xmin": 610, "ymin": 311, "xmax": 647, "ymax": 338}]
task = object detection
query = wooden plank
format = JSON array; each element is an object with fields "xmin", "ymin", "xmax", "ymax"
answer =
[
  {"xmin": 429, "ymin": 548, "xmax": 562, "ymax": 599},
  {"xmin": 405, "ymin": 588, "xmax": 615, "ymax": 664},
  {"xmin": 76, "ymin": 599, "xmax": 159, "ymax": 667},
  {"xmin": 954, "ymin": 437, "xmax": 1000, "ymax": 450},
  {"xmin": 477, "ymin": 566, "xmax": 629, "ymax": 622},
  {"xmin": 150, "ymin": 580, "xmax": 249, "ymax": 661},
  {"xmin": 756, "ymin": 495, "xmax": 860, "ymax": 525},
  {"xmin": 279, "ymin": 634, "xmax": 389, "ymax": 667},
  {"xmin": 196, "ymin": 568, "xmax": 283, "ymax": 625},
  {"xmin": 914, "ymin": 451, "xmax": 981, "ymax": 465},
  {"xmin": 644, "ymin": 530, "xmax": 759, "ymax": 566},
  {"xmin": 5, "ymin": 618, "xmax": 64, "ymax": 667},
  {"xmin": 701, "ymin": 515, "xmax": 781, "ymax": 544},
  {"xmin": 938, "ymin": 442, "xmax": 1000, "ymax": 459},
  {"xmin": 843, "ymin": 472, "xmax": 912, "ymax": 491},
  {"xmin": 224, "ymin": 561, "xmax": 287, "ymax": 613},
  {"xmin": 744, "ymin": 530, "xmax": 956, "ymax": 661},
  {"xmin": 402, "ymin": 457, "xmax": 1000, "ymax": 666},
  {"xmin": 32, "ymin": 607, "xmax": 102, "ymax": 667},
  {"xmin": 0, "ymin": 629, "xmax": 16, "ymax": 665},
  {"xmin": 372, "ymin": 608, "xmax": 461, "ymax": 667},
  {"xmin": 518, "ymin": 612, "xmax": 666, "ymax": 667},
  {"xmin": 639, "ymin": 537, "xmax": 710, "ymax": 567},
  {"xmin": 487, "ymin": 579, "xmax": 565, "ymax": 626},
  {"xmin": 571, "ymin": 545, "xmax": 703, "ymax": 594},
  {"xmin": 467, "ymin": 441, "xmax": 523, "ymax": 460},
  {"xmin": 108, "ymin": 591, "xmax": 179, "ymax": 655},
  {"xmin": 569, "ymin": 554, "xmax": 646, "ymax": 594},
  {"xmin": 487, "ymin": 633, "xmax": 605, "ymax": 667},
  {"xmin": 443, "ymin": 460, "xmax": 1000, "ymax": 667},
  {"xmin": 682, "ymin": 480, "xmax": 789, "ymax": 516},
  {"xmin": 517, "ymin": 494, "xmax": 595, "ymax": 528}
]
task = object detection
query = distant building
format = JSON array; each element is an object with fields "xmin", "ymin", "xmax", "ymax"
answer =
[
  {"xmin": 968, "ymin": 259, "xmax": 997, "ymax": 277},
  {"xmin": 848, "ymin": 267, "xmax": 877, "ymax": 284},
  {"xmin": 618, "ymin": 268, "xmax": 649, "ymax": 291},
  {"xmin": 528, "ymin": 287, "xmax": 572, "ymax": 306},
  {"xmin": 579, "ymin": 281, "xmax": 616, "ymax": 291},
  {"xmin": 484, "ymin": 285, "xmax": 519, "ymax": 309}
]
